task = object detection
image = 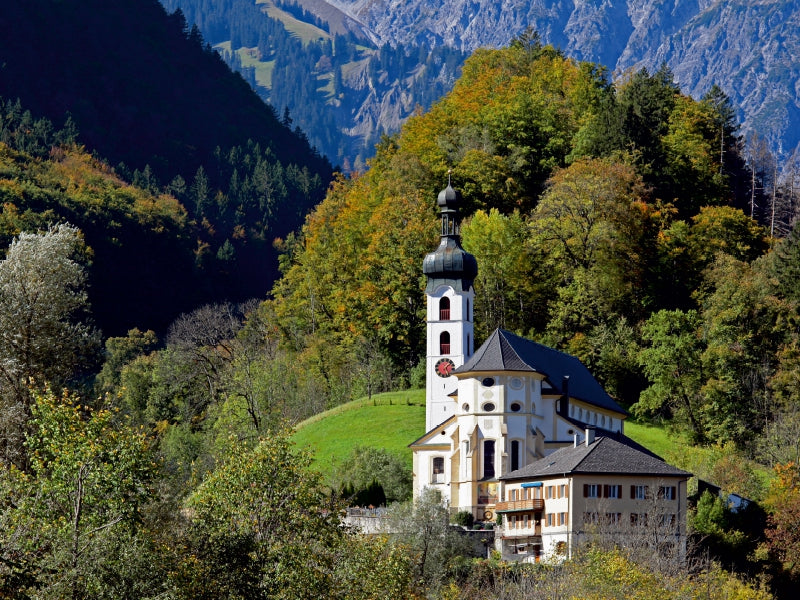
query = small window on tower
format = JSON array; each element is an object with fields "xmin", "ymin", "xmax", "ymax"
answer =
[
  {"xmin": 439, "ymin": 297, "xmax": 450, "ymax": 320},
  {"xmin": 440, "ymin": 331, "xmax": 450, "ymax": 354}
]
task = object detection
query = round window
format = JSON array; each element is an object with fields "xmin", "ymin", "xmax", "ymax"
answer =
[
  {"xmin": 482, "ymin": 377, "xmax": 495, "ymax": 387},
  {"xmin": 462, "ymin": 403, "xmax": 470, "ymax": 412},
  {"xmin": 510, "ymin": 402, "xmax": 522, "ymax": 412},
  {"xmin": 483, "ymin": 403, "xmax": 495, "ymax": 412},
  {"xmin": 510, "ymin": 377, "xmax": 523, "ymax": 389}
]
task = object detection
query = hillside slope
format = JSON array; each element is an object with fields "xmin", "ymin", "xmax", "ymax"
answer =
[{"xmin": 0, "ymin": 0, "xmax": 331, "ymax": 182}]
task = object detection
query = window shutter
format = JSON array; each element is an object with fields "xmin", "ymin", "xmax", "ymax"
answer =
[
  {"xmin": 583, "ymin": 484, "xmax": 588, "ymax": 498},
  {"xmin": 671, "ymin": 486, "xmax": 676, "ymax": 499},
  {"xmin": 616, "ymin": 485, "xmax": 622, "ymax": 498},
  {"xmin": 630, "ymin": 485, "xmax": 635, "ymax": 499},
  {"xmin": 602, "ymin": 484, "xmax": 608, "ymax": 498}
]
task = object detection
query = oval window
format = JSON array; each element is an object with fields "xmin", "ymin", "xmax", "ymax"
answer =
[
  {"xmin": 483, "ymin": 403, "xmax": 495, "ymax": 412},
  {"xmin": 482, "ymin": 377, "xmax": 495, "ymax": 387},
  {"xmin": 510, "ymin": 402, "xmax": 522, "ymax": 412}
]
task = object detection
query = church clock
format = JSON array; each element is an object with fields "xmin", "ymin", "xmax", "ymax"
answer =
[{"xmin": 435, "ymin": 357, "xmax": 456, "ymax": 377}]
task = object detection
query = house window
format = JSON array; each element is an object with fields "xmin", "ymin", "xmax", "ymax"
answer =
[
  {"xmin": 631, "ymin": 485, "xmax": 649, "ymax": 500},
  {"xmin": 510, "ymin": 402, "xmax": 522, "ymax": 412},
  {"xmin": 483, "ymin": 440, "xmax": 495, "ymax": 478},
  {"xmin": 559, "ymin": 484, "xmax": 569, "ymax": 498},
  {"xmin": 527, "ymin": 486, "xmax": 541, "ymax": 500},
  {"xmin": 439, "ymin": 331, "xmax": 450, "ymax": 354},
  {"xmin": 558, "ymin": 512, "xmax": 568, "ymax": 526},
  {"xmin": 432, "ymin": 457, "xmax": 444, "ymax": 484},
  {"xmin": 604, "ymin": 485, "xmax": 622, "ymax": 499},
  {"xmin": 604, "ymin": 512, "xmax": 622, "ymax": 526},
  {"xmin": 658, "ymin": 514, "xmax": 676, "ymax": 528},
  {"xmin": 583, "ymin": 511, "xmax": 599, "ymax": 525},
  {"xmin": 511, "ymin": 440, "xmax": 520, "ymax": 472},
  {"xmin": 545, "ymin": 513, "xmax": 553, "ymax": 527},
  {"xmin": 439, "ymin": 297, "xmax": 450, "ymax": 320},
  {"xmin": 630, "ymin": 513, "xmax": 648, "ymax": 527},
  {"xmin": 659, "ymin": 486, "xmax": 677, "ymax": 500},
  {"xmin": 584, "ymin": 484, "xmax": 600, "ymax": 498}
]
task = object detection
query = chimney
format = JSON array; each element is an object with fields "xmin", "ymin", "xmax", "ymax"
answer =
[
  {"xmin": 585, "ymin": 427, "xmax": 595, "ymax": 447},
  {"xmin": 573, "ymin": 433, "xmax": 579, "ymax": 447}
]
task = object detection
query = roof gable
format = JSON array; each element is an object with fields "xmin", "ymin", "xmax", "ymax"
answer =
[{"xmin": 456, "ymin": 329, "xmax": 625, "ymax": 414}]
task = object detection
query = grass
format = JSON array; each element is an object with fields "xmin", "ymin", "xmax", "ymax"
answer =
[
  {"xmin": 292, "ymin": 389, "xmax": 425, "ymax": 474},
  {"xmin": 292, "ymin": 389, "xmax": 754, "ymax": 494}
]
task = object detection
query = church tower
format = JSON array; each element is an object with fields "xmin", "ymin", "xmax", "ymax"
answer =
[{"xmin": 422, "ymin": 176, "xmax": 477, "ymax": 431}]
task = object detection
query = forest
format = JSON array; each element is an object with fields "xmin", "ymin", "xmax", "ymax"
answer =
[{"xmin": 1, "ymin": 29, "xmax": 799, "ymax": 599}]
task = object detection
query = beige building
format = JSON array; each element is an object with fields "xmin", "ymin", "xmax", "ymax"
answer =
[{"xmin": 497, "ymin": 430, "xmax": 690, "ymax": 562}]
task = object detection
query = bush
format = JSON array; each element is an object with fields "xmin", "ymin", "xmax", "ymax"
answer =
[{"xmin": 452, "ymin": 510, "xmax": 475, "ymax": 528}]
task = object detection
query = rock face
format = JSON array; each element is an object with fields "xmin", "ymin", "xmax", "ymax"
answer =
[{"xmin": 323, "ymin": 0, "xmax": 800, "ymax": 157}]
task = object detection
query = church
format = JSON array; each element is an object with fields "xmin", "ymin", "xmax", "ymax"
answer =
[{"xmin": 410, "ymin": 180, "xmax": 690, "ymax": 561}]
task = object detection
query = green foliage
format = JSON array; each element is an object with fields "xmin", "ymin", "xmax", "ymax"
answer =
[
  {"xmin": 178, "ymin": 432, "xmax": 345, "ymax": 599},
  {"xmin": 451, "ymin": 510, "xmax": 475, "ymax": 528},
  {"xmin": 0, "ymin": 387, "xmax": 159, "ymax": 599},
  {"xmin": 334, "ymin": 445, "xmax": 412, "ymax": 503}
]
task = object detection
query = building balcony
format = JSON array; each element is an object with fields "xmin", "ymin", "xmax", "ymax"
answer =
[
  {"xmin": 495, "ymin": 499, "xmax": 545, "ymax": 512},
  {"xmin": 501, "ymin": 527, "xmax": 542, "ymax": 539},
  {"xmin": 439, "ymin": 309, "xmax": 450, "ymax": 320}
]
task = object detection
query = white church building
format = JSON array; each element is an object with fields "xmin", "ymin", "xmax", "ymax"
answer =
[{"xmin": 410, "ymin": 180, "xmax": 690, "ymax": 561}]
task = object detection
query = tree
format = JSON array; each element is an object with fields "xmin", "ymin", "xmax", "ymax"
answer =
[
  {"xmin": 636, "ymin": 309, "xmax": 706, "ymax": 442},
  {"xmin": 387, "ymin": 488, "xmax": 474, "ymax": 591},
  {"xmin": 0, "ymin": 224, "xmax": 101, "ymax": 469},
  {"xmin": 763, "ymin": 462, "xmax": 800, "ymax": 579},
  {"xmin": 461, "ymin": 209, "xmax": 541, "ymax": 338},
  {"xmin": 334, "ymin": 446, "xmax": 412, "ymax": 504},
  {"xmin": 0, "ymin": 387, "xmax": 158, "ymax": 599},
  {"xmin": 175, "ymin": 432, "xmax": 345, "ymax": 599}
]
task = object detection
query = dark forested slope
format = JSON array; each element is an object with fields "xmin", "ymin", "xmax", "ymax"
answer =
[
  {"xmin": 0, "ymin": 0, "xmax": 336, "ymax": 335},
  {"xmin": 0, "ymin": 0, "xmax": 331, "ymax": 183}
]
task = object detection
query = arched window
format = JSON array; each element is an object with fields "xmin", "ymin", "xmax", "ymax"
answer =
[
  {"xmin": 439, "ymin": 296, "xmax": 450, "ymax": 320},
  {"xmin": 483, "ymin": 440, "xmax": 495, "ymax": 478},
  {"xmin": 511, "ymin": 440, "xmax": 520, "ymax": 472},
  {"xmin": 440, "ymin": 331, "xmax": 450, "ymax": 355}
]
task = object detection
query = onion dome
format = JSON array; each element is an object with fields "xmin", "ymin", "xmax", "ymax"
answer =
[{"xmin": 423, "ymin": 176, "xmax": 478, "ymax": 293}]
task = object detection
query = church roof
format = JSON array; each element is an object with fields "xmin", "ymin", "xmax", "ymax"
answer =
[
  {"xmin": 455, "ymin": 329, "xmax": 626, "ymax": 414},
  {"xmin": 501, "ymin": 435, "xmax": 691, "ymax": 481}
]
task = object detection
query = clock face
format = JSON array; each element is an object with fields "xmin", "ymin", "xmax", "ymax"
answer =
[{"xmin": 435, "ymin": 358, "xmax": 456, "ymax": 377}]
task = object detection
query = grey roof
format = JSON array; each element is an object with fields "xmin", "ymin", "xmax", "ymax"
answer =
[
  {"xmin": 501, "ymin": 436, "xmax": 691, "ymax": 481},
  {"xmin": 455, "ymin": 329, "xmax": 626, "ymax": 414}
]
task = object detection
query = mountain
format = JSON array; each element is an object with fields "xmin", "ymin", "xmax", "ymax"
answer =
[
  {"xmin": 0, "ymin": 0, "xmax": 331, "ymax": 183},
  {"xmin": 0, "ymin": 0, "xmax": 335, "ymax": 334},
  {"xmin": 321, "ymin": 0, "xmax": 800, "ymax": 163},
  {"xmin": 160, "ymin": 0, "xmax": 466, "ymax": 170}
]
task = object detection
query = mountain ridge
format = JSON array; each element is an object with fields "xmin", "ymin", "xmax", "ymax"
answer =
[{"xmin": 318, "ymin": 0, "xmax": 800, "ymax": 160}]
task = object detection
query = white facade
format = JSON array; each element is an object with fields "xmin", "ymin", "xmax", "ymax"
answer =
[{"xmin": 425, "ymin": 284, "xmax": 474, "ymax": 431}]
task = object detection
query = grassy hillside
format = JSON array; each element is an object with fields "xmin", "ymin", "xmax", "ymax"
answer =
[
  {"xmin": 292, "ymin": 389, "xmax": 425, "ymax": 473},
  {"xmin": 292, "ymin": 389, "xmax": 704, "ymax": 478}
]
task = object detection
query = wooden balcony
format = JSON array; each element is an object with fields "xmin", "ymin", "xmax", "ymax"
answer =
[{"xmin": 495, "ymin": 499, "xmax": 545, "ymax": 512}]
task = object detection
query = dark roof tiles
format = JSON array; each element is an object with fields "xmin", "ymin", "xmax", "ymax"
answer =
[
  {"xmin": 455, "ymin": 329, "xmax": 625, "ymax": 414},
  {"xmin": 501, "ymin": 436, "xmax": 691, "ymax": 481}
]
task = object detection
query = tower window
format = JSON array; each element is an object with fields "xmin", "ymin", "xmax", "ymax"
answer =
[
  {"xmin": 483, "ymin": 440, "xmax": 495, "ymax": 479},
  {"xmin": 511, "ymin": 440, "xmax": 520, "ymax": 472},
  {"xmin": 440, "ymin": 331, "xmax": 450, "ymax": 355},
  {"xmin": 439, "ymin": 297, "xmax": 450, "ymax": 320}
]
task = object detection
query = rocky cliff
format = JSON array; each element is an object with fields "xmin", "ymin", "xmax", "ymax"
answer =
[{"xmin": 322, "ymin": 0, "xmax": 800, "ymax": 159}]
